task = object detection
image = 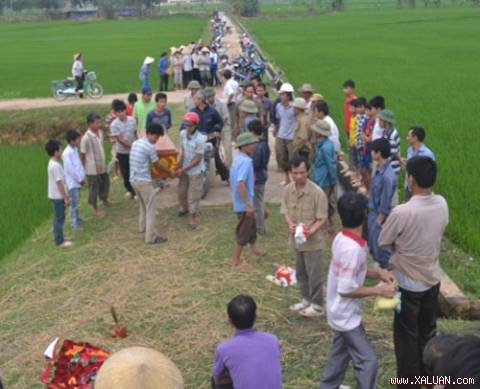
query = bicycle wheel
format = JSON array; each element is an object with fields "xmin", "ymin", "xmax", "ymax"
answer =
[
  {"xmin": 87, "ymin": 82, "xmax": 104, "ymax": 99},
  {"xmin": 52, "ymin": 87, "xmax": 67, "ymax": 102}
]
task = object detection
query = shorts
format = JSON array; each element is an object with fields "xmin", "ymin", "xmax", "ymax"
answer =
[
  {"xmin": 359, "ymin": 152, "xmax": 372, "ymax": 169},
  {"xmin": 322, "ymin": 186, "xmax": 336, "ymax": 218},
  {"xmin": 275, "ymin": 138, "xmax": 295, "ymax": 172},
  {"xmin": 349, "ymin": 146, "xmax": 358, "ymax": 169},
  {"xmin": 235, "ymin": 212, "xmax": 257, "ymax": 246}
]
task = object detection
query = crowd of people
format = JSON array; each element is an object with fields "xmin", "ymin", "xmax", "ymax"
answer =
[
  {"xmin": 40, "ymin": 43, "xmax": 479, "ymax": 388},
  {"xmin": 138, "ymin": 42, "xmax": 223, "ymax": 92}
]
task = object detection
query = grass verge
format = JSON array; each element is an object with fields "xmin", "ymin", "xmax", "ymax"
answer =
[
  {"xmin": 0, "ymin": 180, "xmax": 479, "ymax": 388},
  {"xmin": 0, "ymin": 103, "xmax": 184, "ymax": 261}
]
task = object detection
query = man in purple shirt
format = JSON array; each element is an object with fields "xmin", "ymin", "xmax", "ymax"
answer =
[{"xmin": 212, "ymin": 295, "xmax": 282, "ymax": 389}]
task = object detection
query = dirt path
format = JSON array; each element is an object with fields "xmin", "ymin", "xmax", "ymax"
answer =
[
  {"xmin": 155, "ymin": 14, "xmax": 285, "ymax": 210},
  {"xmin": 0, "ymin": 90, "xmax": 190, "ymax": 111}
]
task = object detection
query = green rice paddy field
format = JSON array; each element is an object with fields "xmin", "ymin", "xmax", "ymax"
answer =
[
  {"xmin": 0, "ymin": 17, "xmax": 206, "ymax": 98},
  {"xmin": 246, "ymin": 5, "xmax": 480, "ymax": 260}
]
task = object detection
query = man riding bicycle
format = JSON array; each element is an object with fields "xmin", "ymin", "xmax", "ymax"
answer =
[{"xmin": 190, "ymin": 91, "xmax": 230, "ymax": 182}]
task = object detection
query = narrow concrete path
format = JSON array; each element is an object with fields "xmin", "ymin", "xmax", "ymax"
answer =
[{"xmin": 155, "ymin": 14, "xmax": 285, "ymax": 210}]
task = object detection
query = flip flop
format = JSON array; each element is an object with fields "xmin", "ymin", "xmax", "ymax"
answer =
[
  {"xmin": 187, "ymin": 223, "xmax": 197, "ymax": 231},
  {"xmin": 151, "ymin": 236, "xmax": 168, "ymax": 245}
]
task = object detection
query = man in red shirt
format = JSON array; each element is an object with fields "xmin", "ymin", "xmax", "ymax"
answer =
[{"xmin": 343, "ymin": 80, "xmax": 357, "ymax": 136}]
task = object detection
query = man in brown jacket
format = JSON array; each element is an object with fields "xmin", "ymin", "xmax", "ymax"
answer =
[{"xmin": 292, "ymin": 97, "xmax": 312, "ymax": 162}]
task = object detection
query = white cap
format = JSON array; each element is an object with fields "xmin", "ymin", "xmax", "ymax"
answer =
[
  {"xmin": 280, "ymin": 83, "xmax": 294, "ymax": 93},
  {"xmin": 143, "ymin": 56, "xmax": 154, "ymax": 65}
]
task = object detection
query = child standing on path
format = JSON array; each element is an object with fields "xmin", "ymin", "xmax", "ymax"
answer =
[
  {"xmin": 110, "ymin": 100, "xmax": 138, "ymax": 199},
  {"xmin": 46, "ymin": 140, "xmax": 72, "ymax": 248},
  {"xmin": 320, "ymin": 192, "xmax": 395, "ymax": 389},
  {"xmin": 62, "ymin": 130, "xmax": 85, "ymax": 231}
]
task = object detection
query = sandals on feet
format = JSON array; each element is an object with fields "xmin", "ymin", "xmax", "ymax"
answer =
[{"xmin": 151, "ymin": 236, "xmax": 168, "ymax": 245}]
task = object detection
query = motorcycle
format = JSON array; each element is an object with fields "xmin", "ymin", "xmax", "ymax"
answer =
[
  {"xmin": 201, "ymin": 141, "xmax": 215, "ymax": 199},
  {"xmin": 202, "ymin": 125, "xmax": 226, "ymax": 199},
  {"xmin": 51, "ymin": 70, "xmax": 104, "ymax": 101}
]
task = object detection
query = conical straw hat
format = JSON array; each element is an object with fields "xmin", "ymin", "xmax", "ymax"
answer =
[{"xmin": 95, "ymin": 347, "xmax": 184, "ymax": 389}]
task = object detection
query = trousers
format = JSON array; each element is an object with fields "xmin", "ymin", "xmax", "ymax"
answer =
[
  {"xmin": 320, "ymin": 325, "xmax": 378, "ymax": 389},
  {"xmin": 131, "ymin": 181, "xmax": 158, "ymax": 243},
  {"xmin": 394, "ymin": 284, "xmax": 440, "ymax": 388}
]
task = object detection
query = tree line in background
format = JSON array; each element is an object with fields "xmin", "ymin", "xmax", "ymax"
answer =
[
  {"xmin": 0, "ymin": 0, "xmax": 153, "ymax": 13},
  {"xmin": 0, "ymin": 0, "xmax": 478, "ymax": 16}
]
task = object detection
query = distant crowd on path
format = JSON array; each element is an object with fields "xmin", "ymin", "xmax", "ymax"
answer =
[
  {"xmin": 139, "ymin": 42, "xmax": 224, "ymax": 93},
  {"xmin": 45, "ymin": 55, "xmax": 480, "ymax": 388}
]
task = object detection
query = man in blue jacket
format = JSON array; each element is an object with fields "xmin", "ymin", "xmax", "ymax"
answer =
[
  {"xmin": 157, "ymin": 52, "xmax": 170, "ymax": 91},
  {"xmin": 191, "ymin": 91, "xmax": 229, "ymax": 182},
  {"xmin": 311, "ymin": 120, "xmax": 337, "ymax": 232}
]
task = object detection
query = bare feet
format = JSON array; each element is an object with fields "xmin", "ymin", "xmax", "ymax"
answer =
[
  {"xmin": 103, "ymin": 200, "xmax": 112, "ymax": 208},
  {"xmin": 232, "ymin": 261, "xmax": 252, "ymax": 271},
  {"xmin": 327, "ymin": 226, "xmax": 336, "ymax": 237},
  {"xmin": 251, "ymin": 250, "xmax": 266, "ymax": 259},
  {"xmin": 95, "ymin": 209, "xmax": 105, "ymax": 218}
]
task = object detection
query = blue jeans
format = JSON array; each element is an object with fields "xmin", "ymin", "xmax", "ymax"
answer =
[
  {"xmin": 141, "ymin": 78, "xmax": 149, "ymax": 89},
  {"xmin": 52, "ymin": 199, "xmax": 65, "ymax": 246},
  {"xmin": 367, "ymin": 211, "xmax": 391, "ymax": 268},
  {"xmin": 69, "ymin": 187, "xmax": 81, "ymax": 230}
]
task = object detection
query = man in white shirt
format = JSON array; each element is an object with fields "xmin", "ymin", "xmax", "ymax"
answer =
[
  {"xmin": 320, "ymin": 192, "xmax": 395, "ymax": 389},
  {"xmin": 72, "ymin": 52, "xmax": 84, "ymax": 98},
  {"xmin": 110, "ymin": 99, "xmax": 138, "ymax": 199},
  {"xmin": 223, "ymin": 69, "xmax": 239, "ymax": 129},
  {"xmin": 182, "ymin": 50, "xmax": 193, "ymax": 89},
  {"xmin": 62, "ymin": 130, "xmax": 85, "ymax": 231},
  {"xmin": 313, "ymin": 100, "xmax": 341, "ymax": 154}
]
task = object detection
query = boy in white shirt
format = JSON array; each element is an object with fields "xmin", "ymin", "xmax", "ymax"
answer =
[
  {"xmin": 62, "ymin": 130, "xmax": 85, "ymax": 231},
  {"xmin": 46, "ymin": 140, "xmax": 72, "ymax": 248},
  {"xmin": 320, "ymin": 192, "xmax": 395, "ymax": 389}
]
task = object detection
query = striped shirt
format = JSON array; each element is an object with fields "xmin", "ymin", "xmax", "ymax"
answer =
[
  {"xmin": 355, "ymin": 114, "xmax": 368, "ymax": 151},
  {"xmin": 129, "ymin": 138, "xmax": 158, "ymax": 183},
  {"xmin": 180, "ymin": 129, "xmax": 207, "ymax": 176},
  {"xmin": 382, "ymin": 127, "xmax": 401, "ymax": 174}
]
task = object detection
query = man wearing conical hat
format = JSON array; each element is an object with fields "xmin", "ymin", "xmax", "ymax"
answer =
[{"xmin": 139, "ymin": 56, "xmax": 154, "ymax": 90}]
